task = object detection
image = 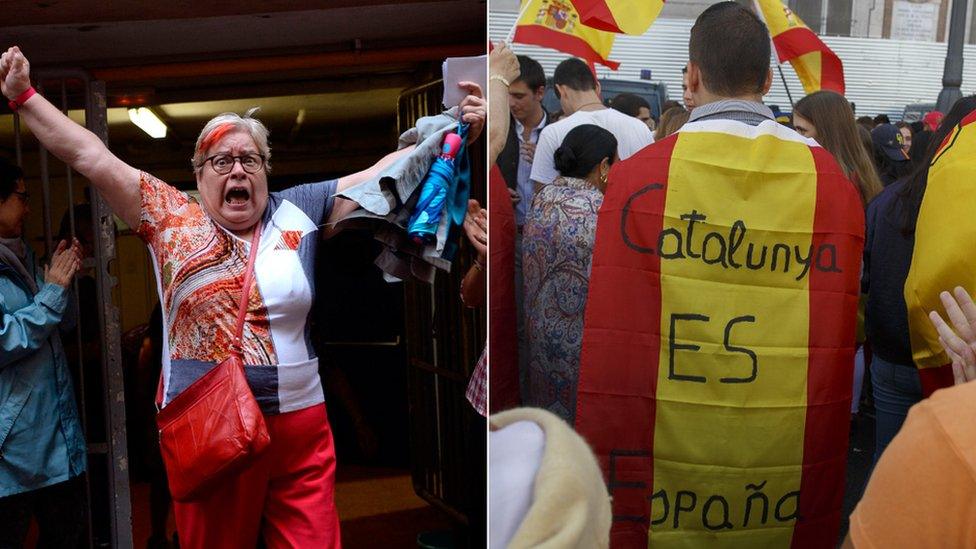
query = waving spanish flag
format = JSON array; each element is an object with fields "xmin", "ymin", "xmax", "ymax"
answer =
[
  {"xmin": 513, "ymin": 0, "xmax": 620, "ymax": 69},
  {"xmin": 904, "ymin": 111, "xmax": 976, "ymax": 394},
  {"xmin": 575, "ymin": 120, "xmax": 863, "ymax": 547},
  {"xmin": 573, "ymin": 0, "xmax": 664, "ymax": 35},
  {"xmin": 754, "ymin": 0, "xmax": 845, "ymax": 95}
]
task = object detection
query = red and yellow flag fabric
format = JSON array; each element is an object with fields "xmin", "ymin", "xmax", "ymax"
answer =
[
  {"xmin": 904, "ymin": 110, "xmax": 976, "ymax": 395},
  {"xmin": 754, "ymin": 0, "xmax": 845, "ymax": 95},
  {"xmin": 573, "ymin": 0, "xmax": 664, "ymax": 35},
  {"xmin": 488, "ymin": 164, "xmax": 520, "ymax": 412},
  {"xmin": 513, "ymin": 0, "xmax": 620, "ymax": 69},
  {"xmin": 575, "ymin": 120, "xmax": 864, "ymax": 547}
]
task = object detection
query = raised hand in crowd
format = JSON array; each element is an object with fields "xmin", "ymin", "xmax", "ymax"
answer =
[
  {"xmin": 44, "ymin": 238, "xmax": 82, "ymax": 288},
  {"xmin": 928, "ymin": 286, "xmax": 976, "ymax": 385},
  {"xmin": 463, "ymin": 198, "xmax": 487, "ymax": 259},
  {"xmin": 0, "ymin": 46, "xmax": 31, "ymax": 100},
  {"xmin": 507, "ymin": 187, "xmax": 520, "ymax": 205},
  {"xmin": 461, "ymin": 199, "xmax": 487, "ymax": 308},
  {"xmin": 458, "ymin": 81, "xmax": 486, "ymax": 144},
  {"xmin": 488, "ymin": 42, "xmax": 519, "ymax": 163}
]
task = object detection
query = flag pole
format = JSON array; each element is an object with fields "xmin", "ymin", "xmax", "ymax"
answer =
[
  {"xmin": 752, "ymin": 0, "xmax": 793, "ymax": 108},
  {"xmin": 505, "ymin": 0, "xmax": 533, "ymax": 44},
  {"xmin": 778, "ymin": 65, "xmax": 795, "ymax": 108}
]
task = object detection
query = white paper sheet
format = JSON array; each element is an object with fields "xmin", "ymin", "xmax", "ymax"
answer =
[{"xmin": 441, "ymin": 54, "xmax": 487, "ymax": 108}]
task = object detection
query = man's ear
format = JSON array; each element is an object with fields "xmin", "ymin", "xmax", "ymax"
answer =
[
  {"xmin": 762, "ymin": 68, "xmax": 773, "ymax": 96},
  {"xmin": 686, "ymin": 61, "xmax": 703, "ymax": 95},
  {"xmin": 533, "ymin": 86, "xmax": 545, "ymax": 102}
]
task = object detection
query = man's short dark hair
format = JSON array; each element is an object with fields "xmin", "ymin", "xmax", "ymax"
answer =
[
  {"xmin": 515, "ymin": 55, "xmax": 546, "ymax": 91},
  {"xmin": 553, "ymin": 57, "xmax": 596, "ymax": 92},
  {"xmin": 873, "ymin": 114, "xmax": 891, "ymax": 125},
  {"xmin": 0, "ymin": 159, "xmax": 23, "ymax": 201},
  {"xmin": 611, "ymin": 93, "xmax": 650, "ymax": 117},
  {"xmin": 689, "ymin": 2, "xmax": 770, "ymax": 97}
]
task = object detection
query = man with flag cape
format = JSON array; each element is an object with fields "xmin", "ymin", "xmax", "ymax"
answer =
[{"xmin": 573, "ymin": 3, "xmax": 864, "ymax": 547}]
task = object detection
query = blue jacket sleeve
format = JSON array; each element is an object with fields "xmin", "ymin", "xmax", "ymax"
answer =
[{"xmin": 0, "ymin": 282, "xmax": 68, "ymax": 369}]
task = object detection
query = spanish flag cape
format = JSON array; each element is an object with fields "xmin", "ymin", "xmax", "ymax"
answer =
[
  {"xmin": 489, "ymin": 164, "xmax": 520, "ymax": 412},
  {"xmin": 904, "ymin": 110, "xmax": 976, "ymax": 394},
  {"xmin": 575, "ymin": 119, "xmax": 864, "ymax": 548}
]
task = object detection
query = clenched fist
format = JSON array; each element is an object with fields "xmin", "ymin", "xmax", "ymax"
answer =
[{"xmin": 0, "ymin": 46, "xmax": 32, "ymax": 101}]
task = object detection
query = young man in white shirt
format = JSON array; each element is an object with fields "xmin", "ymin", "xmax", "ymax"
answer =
[{"xmin": 529, "ymin": 57, "xmax": 653, "ymax": 190}]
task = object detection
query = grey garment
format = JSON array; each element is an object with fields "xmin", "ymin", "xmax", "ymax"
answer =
[
  {"xmin": 337, "ymin": 107, "xmax": 460, "ymax": 216},
  {"xmin": 688, "ymin": 99, "xmax": 775, "ymax": 127},
  {"xmin": 0, "ymin": 240, "xmax": 37, "ymax": 294},
  {"xmin": 335, "ymin": 107, "xmax": 463, "ymax": 283}
]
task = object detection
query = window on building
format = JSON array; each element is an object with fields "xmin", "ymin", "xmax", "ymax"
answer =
[
  {"xmin": 826, "ymin": 0, "xmax": 853, "ymax": 35},
  {"xmin": 968, "ymin": 0, "xmax": 976, "ymax": 44},
  {"xmin": 791, "ymin": 0, "xmax": 824, "ymax": 32}
]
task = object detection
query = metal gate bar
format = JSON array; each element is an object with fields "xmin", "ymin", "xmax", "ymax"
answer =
[
  {"xmin": 399, "ymin": 78, "xmax": 487, "ymax": 547},
  {"xmin": 28, "ymin": 70, "xmax": 132, "ymax": 549}
]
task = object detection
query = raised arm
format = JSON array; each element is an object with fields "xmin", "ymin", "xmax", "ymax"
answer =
[
  {"xmin": 1, "ymin": 47, "xmax": 140, "ymax": 228},
  {"xmin": 325, "ymin": 78, "xmax": 488, "ymax": 232},
  {"xmin": 489, "ymin": 42, "xmax": 519, "ymax": 164}
]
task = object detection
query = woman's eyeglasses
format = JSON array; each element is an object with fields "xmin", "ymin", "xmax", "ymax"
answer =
[{"xmin": 200, "ymin": 154, "xmax": 266, "ymax": 175}]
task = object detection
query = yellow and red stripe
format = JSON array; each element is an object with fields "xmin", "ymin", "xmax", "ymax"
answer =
[
  {"xmin": 573, "ymin": 0, "xmax": 665, "ymax": 35},
  {"xmin": 754, "ymin": 0, "xmax": 845, "ymax": 95},
  {"xmin": 576, "ymin": 120, "xmax": 863, "ymax": 547},
  {"xmin": 905, "ymin": 110, "xmax": 976, "ymax": 395}
]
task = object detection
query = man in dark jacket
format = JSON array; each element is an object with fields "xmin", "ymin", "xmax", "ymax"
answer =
[{"xmin": 496, "ymin": 54, "xmax": 548, "ymax": 228}]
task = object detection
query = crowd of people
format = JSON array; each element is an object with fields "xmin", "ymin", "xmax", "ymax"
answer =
[{"xmin": 489, "ymin": 2, "xmax": 976, "ymax": 548}]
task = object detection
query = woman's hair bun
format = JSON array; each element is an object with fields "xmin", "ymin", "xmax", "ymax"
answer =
[{"xmin": 553, "ymin": 145, "xmax": 579, "ymax": 174}]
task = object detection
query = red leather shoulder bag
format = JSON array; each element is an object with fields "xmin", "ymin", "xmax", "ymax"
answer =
[{"xmin": 155, "ymin": 222, "xmax": 271, "ymax": 502}]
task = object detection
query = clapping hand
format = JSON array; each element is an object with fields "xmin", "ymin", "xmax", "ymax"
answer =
[
  {"xmin": 44, "ymin": 239, "xmax": 82, "ymax": 288},
  {"xmin": 463, "ymin": 199, "xmax": 487, "ymax": 259}
]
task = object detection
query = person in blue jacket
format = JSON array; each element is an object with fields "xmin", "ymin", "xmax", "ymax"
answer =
[{"xmin": 0, "ymin": 159, "xmax": 87, "ymax": 547}]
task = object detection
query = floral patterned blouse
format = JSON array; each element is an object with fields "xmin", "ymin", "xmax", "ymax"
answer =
[{"xmin": 521, "ymin": 176, "xmax": 603, "ymax": 423}]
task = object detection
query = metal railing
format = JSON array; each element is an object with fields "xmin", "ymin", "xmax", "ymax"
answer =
[
  {"xmin": 16, "ymin": 71, "xmax": 132, "ymax": 548},
  {"xmin": 398, "ymin": 79, "xmax": 487, "ymax": 548}
]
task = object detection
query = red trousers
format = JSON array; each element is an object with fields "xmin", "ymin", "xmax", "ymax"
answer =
[{"xmin": 173, "ymin": 403, "xmax": 341, "ymax": 548}]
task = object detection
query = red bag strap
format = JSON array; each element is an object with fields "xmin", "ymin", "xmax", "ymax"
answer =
[
  {"xmin": 233, "ymin": 220, "xmax": 263, "ymax": 353},
  {"xmin": 156, "ymin": 222, "xmax": 263, "ymax": 408}
]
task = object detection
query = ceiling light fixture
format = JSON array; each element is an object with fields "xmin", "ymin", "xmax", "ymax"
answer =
[{"xmin": 127, "ymin": 107, "xmax": 167, "ymax": 138}]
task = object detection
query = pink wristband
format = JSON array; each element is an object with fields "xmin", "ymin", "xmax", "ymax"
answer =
[{"xmin": 8, "ymin": 87, "xmax": 36, "ymax": 112}]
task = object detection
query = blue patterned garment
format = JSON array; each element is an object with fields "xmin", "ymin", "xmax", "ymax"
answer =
[{"xmin": 521, "ymin": 176, "xmax": 603, "ymax": 423}]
